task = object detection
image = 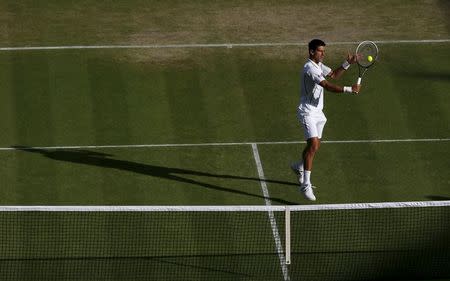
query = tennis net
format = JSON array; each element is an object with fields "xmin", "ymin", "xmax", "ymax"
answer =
[{"xmin": 0, "ymin": 201, "xmax": 449, "ymax": 281}]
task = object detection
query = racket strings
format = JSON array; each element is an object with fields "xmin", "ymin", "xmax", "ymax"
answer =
[{"xmin": 357, "ymin": 42, "xmax": 378, "ymax": 68}]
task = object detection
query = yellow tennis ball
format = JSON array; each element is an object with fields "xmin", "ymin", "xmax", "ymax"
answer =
[{"xmin": 367, "ymin": 55, "xmax": 373, "ymax": 62}]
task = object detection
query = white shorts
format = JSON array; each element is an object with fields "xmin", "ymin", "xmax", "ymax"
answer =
[{"xmin": 297, "ymin": 111, "xmax": 327, "ymax": 140}]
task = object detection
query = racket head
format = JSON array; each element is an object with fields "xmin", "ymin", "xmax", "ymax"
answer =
[{"xmin": 356, "ymin": 41, "xmax": 378, "ymax": 68}]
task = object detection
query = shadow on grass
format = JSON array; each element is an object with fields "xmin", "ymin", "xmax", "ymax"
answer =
[
  {"xmin": 13, "ymin": 146, "xmax": 298, "ymax": 205},
  {"xmin": 439, "ymin": 0, "xmax": 450, "ymax": 34},
  {"xmin": 425, "ymin": 195, "xmax": 450, "ymax": 201},
  {"xmin": 396, "ymin": 70, "xmax": 450, "ymax": 83}
]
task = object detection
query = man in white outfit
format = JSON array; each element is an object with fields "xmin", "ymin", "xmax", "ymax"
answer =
[{"xmin": 292, "ymin": 39, "xmax": 361, "ymax": 201}]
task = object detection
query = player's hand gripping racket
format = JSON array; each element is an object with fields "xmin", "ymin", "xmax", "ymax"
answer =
[{"xmin": 356, "ymin": 41, "xmax": 378, "ymax": 85}]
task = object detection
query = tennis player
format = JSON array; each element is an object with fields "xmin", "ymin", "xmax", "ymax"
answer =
[{"xmin": 291, "ymin": 39, "xmax": 361, "ymax": 201}]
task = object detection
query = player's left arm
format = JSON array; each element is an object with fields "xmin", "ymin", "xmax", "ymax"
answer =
[
  {"xmin": 319, "ymin": 80, "xmax": 361, "ymax": 94},
  {"xmin": 328, "ymin": 52, "xmax": 358, "ymax": 80}
]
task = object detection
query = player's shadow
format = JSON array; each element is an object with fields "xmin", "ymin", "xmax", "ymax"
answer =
[
  {"xmin": 13, "ymin": 146, "xmax": 297, "ymax": 205},
  {"xmin": 425, "ymin": 195, "xmax": 450, "ymax": 201},
  {"xmin": 439, "ymin": 0, "xmax": 450, "ymax": 34},
  {"xmin": 398, "ymin": 70, "xmax": 450, "ymax": 83}
]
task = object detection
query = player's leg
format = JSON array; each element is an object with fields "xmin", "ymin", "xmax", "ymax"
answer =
[
  {"xmin": 291, "ymin": 111, "xmax": 307, "ymax": 184},
  {"xmin": 297, "ymin": 115, "xmax": 320, "ymax": 200},
  {"xmin": 302, "ymin": 136, "xmax": 320, "ymax": 181},
  {"xmin": 302, "ymin": 114, "xmax": 327, "ymax": 188}
]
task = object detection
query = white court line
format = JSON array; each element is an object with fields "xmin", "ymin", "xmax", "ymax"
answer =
[
  {"xmin": 1, "ymin": 138, "xmax": 449, "ymax": 151},
  {"xmin": 0, "ymin": 39, "xmax": 449, "ymax": 51},
  {"xmin": 251, "ymin": 143, "xmax": 290, "ymax": 281}
]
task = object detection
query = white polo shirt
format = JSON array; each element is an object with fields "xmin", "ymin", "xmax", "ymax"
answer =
[{"xmin": 298, "ymin": 59, "xmax": 332, "ymax": 116}]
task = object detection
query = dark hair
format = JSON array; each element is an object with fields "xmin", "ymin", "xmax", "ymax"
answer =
[{"xmin": 308, "ymin": 39, "xmax": 326, "ymax": 52}]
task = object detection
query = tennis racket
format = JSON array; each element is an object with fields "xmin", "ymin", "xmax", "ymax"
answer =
[{"xmin": 356, "ymin": 41, "xmax": 378, "ymax": 85}]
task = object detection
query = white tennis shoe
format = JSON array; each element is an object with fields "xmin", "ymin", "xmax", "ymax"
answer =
[{"xmin": 300, "ymin": 184, "xmax": 316, "ymax": 201}]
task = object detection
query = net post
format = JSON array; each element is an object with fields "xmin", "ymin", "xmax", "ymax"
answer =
[{"xmin": 285, "ymin": 206, "xmax": 291, "ymax": 265}]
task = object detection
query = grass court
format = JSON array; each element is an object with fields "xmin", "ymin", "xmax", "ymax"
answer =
[{"xmin": 0, "ymin": 1, "xmax": 449, "ymax": 280}]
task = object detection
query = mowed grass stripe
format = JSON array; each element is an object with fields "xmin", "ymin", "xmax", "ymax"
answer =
[
  {"xmin": 198, "ymin": 52, "xmax": 257, "ymax": 141},
  {"xmin": 11, "ymin": 53, "xmax": 54, "ymax": 145},
  {"xmin": 123, "ymin": 69, "xmax": 176, "ymax": 144},
  {"xmin": 165, "ymin": 68, "xmax": 215, "ymax": 143},
  {"xmin": 48, "ymin": 52, "xmax": 96, "ymax": 145},
  {"xmin": 381, "ymin": 44, "xmax": 450, "ymax": 137},
  {"xmin": 0, "ymin": 52, "xmax": 19, "ymax": 199},
  {"xmin": 87, "ymin": 57, "xmax": 133, "ymax": 145}
]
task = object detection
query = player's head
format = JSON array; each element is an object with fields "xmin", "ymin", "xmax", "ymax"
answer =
[{"xmin": 308, "ymin": 39, "xmax": 326, "ymax": 63}]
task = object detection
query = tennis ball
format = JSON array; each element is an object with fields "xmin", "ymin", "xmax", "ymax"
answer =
[{"xmin": 367, "ymin": 55, "xmax": 373, "ymax": 62}]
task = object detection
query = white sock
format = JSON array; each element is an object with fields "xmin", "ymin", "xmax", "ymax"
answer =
[{"xmin": 304, "ymin": 170, "xmax": 311, "ymax": 185}]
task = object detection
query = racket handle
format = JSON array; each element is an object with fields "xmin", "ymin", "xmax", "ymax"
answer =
[{"xmin": 357, "ymin": 77, "xmax": 362, "ymax": 85}]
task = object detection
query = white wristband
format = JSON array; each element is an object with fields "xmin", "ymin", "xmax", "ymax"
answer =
[
  {"xmin": 343, "ymin": 86, "xmax": 352, "ymax": 93},
  {"xmin": 341, "ymin": 60, "xmax": 350, "ymax": 70}
]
